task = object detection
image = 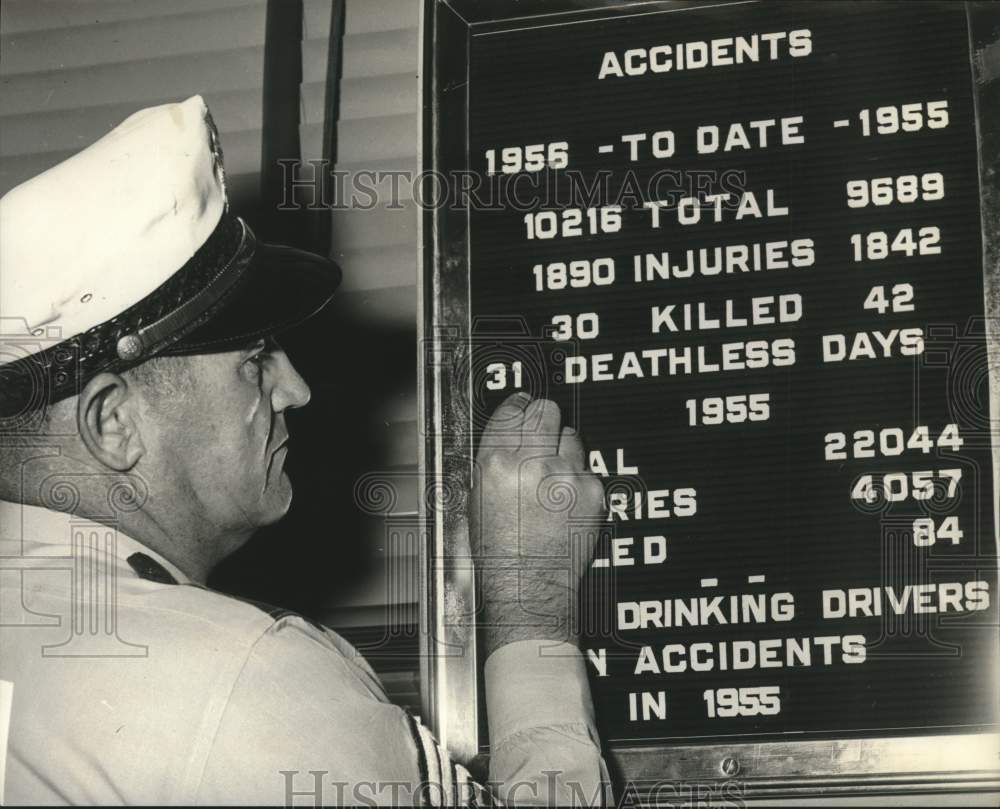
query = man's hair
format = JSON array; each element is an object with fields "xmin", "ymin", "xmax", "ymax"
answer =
[
  {"xmin": 0, "ymin": 354, "xmax": 196, "ymax": 478},
  {"xmin": 123, "ymin": 354, "xmax": 195, "ymax": 402},
  {"xmin": 3, "ymin": 354, "xmax": 194, "ymax": 440}
]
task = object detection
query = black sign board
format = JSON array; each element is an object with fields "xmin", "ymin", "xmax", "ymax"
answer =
[{"xmin": 421, "ymin": 0, "xmax": 1000, "ymax": 796}]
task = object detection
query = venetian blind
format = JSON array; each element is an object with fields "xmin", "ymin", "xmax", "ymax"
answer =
[
  {"xmin": 0, "ymin": 0, "xmax": 268, "ymax": 214},
  {"xmin": 302, "ymin": 0, "xmax": 420, "ymax": 308},
  {"xmin": 301, "ymin": 0, "xmax": 421, "ymax": 709}
]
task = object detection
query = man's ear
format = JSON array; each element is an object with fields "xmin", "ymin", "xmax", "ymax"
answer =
[{"xmin": 77, "ymin": 372, "xmax": 145, "ymax": 471}]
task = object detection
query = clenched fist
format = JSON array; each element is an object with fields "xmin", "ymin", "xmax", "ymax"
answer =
[{"xmin": 470, "ymin": 392, "xmax": 606, "ymax": 657}]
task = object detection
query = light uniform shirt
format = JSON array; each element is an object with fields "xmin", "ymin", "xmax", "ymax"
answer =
[{"xmin": 0, "ymin": 501, "xmax": 609, "ymax": 806}]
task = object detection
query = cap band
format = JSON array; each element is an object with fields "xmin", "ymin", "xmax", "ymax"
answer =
[
  {"xmin": 0, "ymin": 211, "xmax": 251, "ymax": 420},
  {"xmin": 116, "ymin": 219, "xmax": 254, "ymax": 362}
]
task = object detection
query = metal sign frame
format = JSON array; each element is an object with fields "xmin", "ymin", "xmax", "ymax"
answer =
[{"xmin": 418, "ymin": 0, "xmax": 1000, "ymax": 798}]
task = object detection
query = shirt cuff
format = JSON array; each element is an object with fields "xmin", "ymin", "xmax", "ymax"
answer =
[{"xmin": 484, "ymin": 639, "xmax": 597, "ymax": 746}]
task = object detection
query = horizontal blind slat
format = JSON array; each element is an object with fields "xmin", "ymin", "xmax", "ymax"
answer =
[
  {"xmin": 302, "ymin": 38, "xmax": 332, "ymax": 83},
  {"xmin": 0, "ymin": 88, "xmax": 263, "ymax": 159},
  {"xmin": 299, "ymin": 122, "xmax": 325, "ymax": 167},
  {"xmin": 304, "ymin": 30, "xmax": 418, "ymax": 84},
  {"xmin": 301, "ymin": 81, "xmax": 329, "ymax": 128},
  {"xmin": 337, "ymin": 114, "xmax": 418, "ymax": 163},
  {"xmin": 337, "ymin": 29, "xmax": 419, "ymax": 80},
  {"xmin": 0, "ymin": 0, "xmax": 264, "ymax": 34},
  {"xmin": 323, "ymin": 3, "xmax": 419, "ymax": 333},
  {"xmin": 329, "ymin": 204, "xmax": 418, "ymax": 250},
  {"xmin": 0, "ymin": 6, "xmax": 266, "ymax": 76},
  {"xmin": 344, "ymin": 0, "xmax": 419, "ymax": 35},
  {"xmin": 335, "ymin": 155, "xmax": 417, "ymax": 175},
  {"xmin": 339, "ymin": 74, "xmax": 418, "ymax": 120},
  {"xmin": 0, "ymin": 47, "xmax": 266, "ymax": 116},
  {"xmin": 300, "ymin": 0, "xmax": 331, "ymax": 165},
  {"xmin": 303, "ymin": 0, "xmax": 334, "ymax": 42}
]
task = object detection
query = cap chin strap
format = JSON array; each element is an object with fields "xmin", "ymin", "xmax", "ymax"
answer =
[{"xmin": 115, "ymin": 217, "xmax": 255, "ymax": 362}]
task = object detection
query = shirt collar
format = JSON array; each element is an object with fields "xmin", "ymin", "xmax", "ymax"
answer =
[{"xmin": 0, "ymin": 499, "xmax": 192, "ymax": 584}]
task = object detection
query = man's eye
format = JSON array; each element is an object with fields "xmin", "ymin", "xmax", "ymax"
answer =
[{"xmin": 243, "ymin": 352, "xmax": 267, "ymax": 377}]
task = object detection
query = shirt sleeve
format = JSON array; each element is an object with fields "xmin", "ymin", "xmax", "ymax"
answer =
[
  {"xmin": 485, "ymin": 640, "xmax": 611, "ymax": 807},
  {"xmin": 196, "ymin": 618, "xmax": 608, "ymax": 806},
  {"xmin": 196, "ymin": 617, "xmax": 501, "ymax": 807},
  {"xmin": 196, "ymin": 617, "xmax": 431, "ymax": 805}
]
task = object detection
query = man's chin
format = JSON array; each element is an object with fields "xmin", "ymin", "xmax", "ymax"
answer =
[
  {"xmin": 248, "ymin": 470, "xmax": 293, "ymax": 529},
  {"xmin": 261, "ymin": 475, "xmax": 294, "ymax": 524}
]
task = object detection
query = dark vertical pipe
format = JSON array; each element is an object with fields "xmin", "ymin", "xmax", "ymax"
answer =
[
  {"xmin": 260, "ymin": 0, "xmax": 304, "ymax": 246},
  {"xmin": 317, "ymin": 0, "xmax": 346, "ymax": 255}
]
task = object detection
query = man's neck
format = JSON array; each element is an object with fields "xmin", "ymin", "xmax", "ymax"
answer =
[{"xmin": 1, "ymin": 451, "xmax": 240, "ymax": 584}]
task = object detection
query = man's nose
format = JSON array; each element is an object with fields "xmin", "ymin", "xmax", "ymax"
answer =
[{"xmin": 269, "ymin": 349, "xmax": 311, "ymax": 412}]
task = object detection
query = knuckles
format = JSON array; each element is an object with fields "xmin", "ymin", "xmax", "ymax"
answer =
[
  {"xmin": 476, "ymin": 452, "xmax": 604, "ymax": 514},
  {"xmin": 476, "ymin": 396, "xmax": 604, "ymax": 515},
  {"xmin": 475, "ymin": 450, "xmax": 518, "ymax": 488},
  {"xmin": 533, "ymin": 397, "xmax": 560, "ymax": 421},
  {"xmin": 585, "ymin": 476, "xmax": 606, "ymax": 509}
]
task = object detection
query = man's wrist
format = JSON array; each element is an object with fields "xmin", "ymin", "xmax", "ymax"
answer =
[
  {"xmin": 480, "ymin": 583, "xmax": 579, "ymax": 658},
  {"xmin": 475, "ymin": 542, "xmax": 590, "ymax": 657},
  {"xmin": 482, "ymin": 622, "xmax": 579, "ymax": 659}
]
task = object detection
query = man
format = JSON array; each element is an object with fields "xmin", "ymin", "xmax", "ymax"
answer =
[{"xmin": 0, "ymin": 97, "xmax": 609, "ymax": 805}]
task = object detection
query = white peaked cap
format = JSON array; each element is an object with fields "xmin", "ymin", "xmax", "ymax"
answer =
[
  {"xmin": 0, "ymin": 95, "xmax": 340, "ymax": 417},
  {"xmin": 0, "ymin": 96, "xmax": 227, "ymax": 344}
]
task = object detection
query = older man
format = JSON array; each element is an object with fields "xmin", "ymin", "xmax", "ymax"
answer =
[{"xmin": 0, "ymin": 97, "xmax": 609, "ymax": 805}]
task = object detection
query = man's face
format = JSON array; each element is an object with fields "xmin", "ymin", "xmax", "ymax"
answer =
[{"xmin": 138, "ymin": 338, "xmax": 311, "ymax": 544}]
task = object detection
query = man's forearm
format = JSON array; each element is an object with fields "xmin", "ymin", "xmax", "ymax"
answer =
[{"xmin": 479, "ymin": 563, "xmax": 579, "ymax": 658}]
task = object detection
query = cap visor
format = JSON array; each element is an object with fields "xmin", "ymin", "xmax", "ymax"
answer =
[{"xmin": 163, "ymin": 241, "xmax": 341, "ymax": 355}]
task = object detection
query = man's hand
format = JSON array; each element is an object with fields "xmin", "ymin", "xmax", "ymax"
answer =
[{"xmin": 470, "ymin": 392, "xmax": 606, "ymax": 657}]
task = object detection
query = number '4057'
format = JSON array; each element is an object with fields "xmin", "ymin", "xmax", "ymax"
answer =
[{"xmin": 851, "ymin": 469, "xmax": 962, "ymax": 504}]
